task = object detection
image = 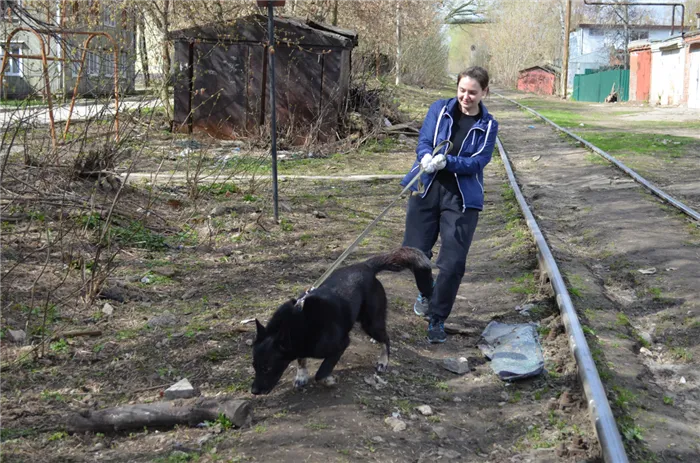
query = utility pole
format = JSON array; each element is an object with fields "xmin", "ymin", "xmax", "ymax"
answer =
[
  {"xmin": 395, "ymin": 0, "xmax": 401, "ymax": 86},
  {"xmin": 561, "ymin": 0, "xmax": 572, "ymax": 99}
]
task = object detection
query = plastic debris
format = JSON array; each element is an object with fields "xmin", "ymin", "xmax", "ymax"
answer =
[{"xmin": 478, "ymin": 321, "xmax": 544, "ymax": 381}]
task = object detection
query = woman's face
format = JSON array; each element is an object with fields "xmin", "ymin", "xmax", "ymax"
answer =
[{"xmin": 457, "ymin": 76, "xmax": 487, "ymax": 115}]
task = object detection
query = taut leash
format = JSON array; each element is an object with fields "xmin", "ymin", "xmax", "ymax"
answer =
[{"xmin": 295, "ymin": 139, "xmax": 452, "ymax": 308}]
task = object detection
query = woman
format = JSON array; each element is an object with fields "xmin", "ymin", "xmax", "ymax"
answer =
[{"xmin": 400, "ymin": 66, "xmax": 498, "ymax": 343}]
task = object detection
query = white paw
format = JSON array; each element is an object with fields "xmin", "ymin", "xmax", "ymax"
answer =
[
  {"xmin": 318, "ymin": 375, "xmax": 337, "ymax": 387},
  {"xmin": 294, "ymin": 376, "xmax": 309, "ymax": 389},
  {"xmin": 376, "ymin": 362, "xmax": 388, "ymax": 373},
  {"xmin": 294, "ymin": 369, "xmax": 310, "ymax": 389}
]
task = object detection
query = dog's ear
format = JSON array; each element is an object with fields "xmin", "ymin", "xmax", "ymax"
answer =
[{"xmin": 254, "ymin": 319, "xmax": 267, "ymax": 343}]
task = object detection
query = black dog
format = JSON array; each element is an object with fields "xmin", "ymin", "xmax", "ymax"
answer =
[{"xmin": 250, "ymin": 247, "xmax": 433, "ymax": 395}]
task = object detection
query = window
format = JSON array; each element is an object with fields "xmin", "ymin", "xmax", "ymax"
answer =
[
  {"xmin": 589, "ymin": 28, "xmax": 605, "ymax": 37},
  {"xmin": 103, "ymin": 53, "xmax": 114, "ymax": 77},
  {"xmin": 2, "ymin": 44, "xmax": 22, "ymax": 76},
  {"xmin": 70, "ymin": 47, "xmax": 82, "ymax": 77},
  {"xmin": 104, "ymin": 5, "xmax": 116, "ymax": 27},
  {"xmin": 630, "ymin": 30, "xmax": 649, "ymax": 41},
  {"xmin": 87, "ymin": 52, "xmax": 99, "ymax": 76}
]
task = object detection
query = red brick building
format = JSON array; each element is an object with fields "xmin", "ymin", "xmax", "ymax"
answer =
[{"xmin": 517, "ymin": 65, "xmax": 558, "ymax": 95}]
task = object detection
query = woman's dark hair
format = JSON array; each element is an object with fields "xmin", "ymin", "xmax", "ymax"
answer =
[{"xmin": 457, "ymin": 66, "xmax": 489, "ymax": 90}]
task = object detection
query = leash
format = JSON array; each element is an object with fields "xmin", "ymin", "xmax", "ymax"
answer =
[{"xmin": 295, "ymin": 139, "xmax": 452, "ymax": 309}]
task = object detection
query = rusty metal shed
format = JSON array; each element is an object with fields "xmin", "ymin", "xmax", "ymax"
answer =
[{"xmin": 170, "ymin": 15, "xmax": 357, "ymax": 142}]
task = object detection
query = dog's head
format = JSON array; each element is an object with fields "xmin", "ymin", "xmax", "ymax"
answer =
[{"xmin": 250, "ymin": 307, "xmax": 295, "ymax": 395}]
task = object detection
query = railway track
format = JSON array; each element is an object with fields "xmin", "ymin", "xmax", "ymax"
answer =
[{"xmin": 492, "ymin": 94, "xmax": 700, "ymax": 461}]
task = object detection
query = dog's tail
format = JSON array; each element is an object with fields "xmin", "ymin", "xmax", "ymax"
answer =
[{"xmin": 364, "ymin": 247, "xmax": 433, "ymax": 298}]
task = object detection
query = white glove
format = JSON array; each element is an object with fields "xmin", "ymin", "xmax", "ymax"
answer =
[
  {"xmin": 420, "ymin": 154, "xmax": 435, "ymax": 173},
  {"xmin": 430, "ymin": 154, "xmax": 447, "ymax": 171}
]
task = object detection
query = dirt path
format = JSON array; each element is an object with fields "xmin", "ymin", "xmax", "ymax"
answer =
[{"xmin": 491, "ymin": 97, "xmax": 700, "ymax": 461}]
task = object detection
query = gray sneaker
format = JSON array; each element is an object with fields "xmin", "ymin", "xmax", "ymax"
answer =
[
  {"xmin": 414, "ymin": 293, "xmax": 430, "ymax": 317},
  {"xmin": 413, "ymin": 280, "xmax": 435, "ymax": 318}
]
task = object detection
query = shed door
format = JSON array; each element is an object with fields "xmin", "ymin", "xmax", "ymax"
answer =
[
  {"xmin": 688, "ymin": 45, "xmax": 700, "ymax": 109},
  {"xmin": 636, "ymin": 50, "xmax": 651, "ymax": 102},
  {"xmin": 192, "ymin": 42, "xmax": 249, "ymax": 137}
]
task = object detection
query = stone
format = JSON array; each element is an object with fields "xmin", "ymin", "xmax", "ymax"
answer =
[
  {"xmin": 148, "ymin": 312, "xmax": 178, "ymax": 328},
  {"xmin": 102, "ymin": 303, "xmax": 114, "ymax": 316},
  {"xmin": 371, "ymin": 436, "xmax": 385, "ymax": 443},
  {"xmin": 384, "ymin": 416, "xmax": 407, "ymax": 432},
  {"xmin": 639, "ymin": 347, "xmax": 653, "ymax": 357},
  {"xmin": 638, "ymin": 331, "xmax": 653, "ymax": 345},
  {"xmin": 164, "ymin": 378, "xmax": 196, "ymax": 400},
  {"xmin": 415, "ymin": 405, "xmax": 433, "ymax": 416},
  {"xmin": 7, "ymin": 329, "xmax": 26, "ymax": 344},
  {"xmin": 431, "ymin": 425, "xmax": 448, "ymax": 439},
  {"xmin": 442, "ymin": 357, "xmax": 470, "ymax": 375},
  {"xmin": 181, "ymin": 288, "xmax": 198, "ymax": 300},
  {"xmin": 437, "ymin": 448, "xmax": 461, "ymax": 459}
]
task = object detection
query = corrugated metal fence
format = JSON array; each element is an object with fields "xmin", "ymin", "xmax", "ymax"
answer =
[{"xmin": 573, "ymin": 69, "xmax": 630, "ymax": 102}]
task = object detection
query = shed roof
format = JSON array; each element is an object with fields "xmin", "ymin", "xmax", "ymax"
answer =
[
  {"xmin": 170, "ymin": 14, "xmax": 357, "ymax": 48},
  {"xmin": 518, "ymin": 65, "xmax": 558, "ymax": 75}
]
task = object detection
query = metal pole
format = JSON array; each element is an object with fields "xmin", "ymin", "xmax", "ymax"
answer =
[
  {"xmin": 562, "ymin": 0, "xmax": 571, "ymax": 98},
  {"xmin": 267, "ymin": 3, "xmax": 279, "ymax": 223}
]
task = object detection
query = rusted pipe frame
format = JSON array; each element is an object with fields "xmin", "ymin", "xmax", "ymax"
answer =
[
  {"xmin": 0, "ymin": 27, "xmax": 121, "ymax": 145},
  {"xmin": 1, "ymin": 27, "xmax": 58, "ymax": 150},
  {"xmin": 63, "ymin": 31, "xmax": 120, "ymax": 143},
  {"xmin": 582, "ymin": 0, "xmax": 685, "ymax": 37}
]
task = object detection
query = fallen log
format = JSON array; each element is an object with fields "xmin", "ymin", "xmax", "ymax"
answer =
[{"xmin": 67, "ymin": 397, "xmax": 252, "ymax": 434}]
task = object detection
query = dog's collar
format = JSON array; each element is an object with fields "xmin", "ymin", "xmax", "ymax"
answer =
[{"xmin": 294, "ymin": 287, "xmax": 315, "ymax": 311}]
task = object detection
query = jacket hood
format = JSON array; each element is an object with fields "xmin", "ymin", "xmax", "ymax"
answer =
[{"xmin": 444, "ymin": 98, "xmax": 492, "ymax": 127}]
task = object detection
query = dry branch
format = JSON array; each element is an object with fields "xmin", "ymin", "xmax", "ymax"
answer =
[{"xmin": 67, "ymin": 397, "xmax": 252, "ymax": 434}]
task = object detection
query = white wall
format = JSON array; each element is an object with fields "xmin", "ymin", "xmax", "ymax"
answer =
[{"xmin": 650, "ymin": 37, "xmax": 685, "ymax": 105}]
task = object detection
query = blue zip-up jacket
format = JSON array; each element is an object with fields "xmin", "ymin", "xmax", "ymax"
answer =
[{"xmin": 400, "ymin": 98, "xmax": 498, "ymax": 211}]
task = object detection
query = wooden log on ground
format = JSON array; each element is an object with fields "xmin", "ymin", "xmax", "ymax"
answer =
[{"xmin": 67, "ymin": 397, "xmax": 252, "ymax": 434}]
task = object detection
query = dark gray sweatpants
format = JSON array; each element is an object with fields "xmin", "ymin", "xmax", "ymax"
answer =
[{"xmin": 402, "ymin": 182, "xmax": 479, "ymax": 321}]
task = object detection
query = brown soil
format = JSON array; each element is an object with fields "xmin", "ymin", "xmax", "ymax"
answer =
[{"xmin": 1, "ymin": 88, "xmax": 601, "ymax": 462}]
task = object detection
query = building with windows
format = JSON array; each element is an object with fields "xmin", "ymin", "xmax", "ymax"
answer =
[
  {"xmin": 1, "ymin": 0, "xmax": 136, "ymax": 99},
  {"xmin": 566, "ymin": 23, "xmax": 688, "ymax": 95}
]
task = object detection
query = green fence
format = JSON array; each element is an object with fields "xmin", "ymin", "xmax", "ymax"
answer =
[{"xmin": 573, "ymin": 69, "xmax": 629, "ymax": 102}]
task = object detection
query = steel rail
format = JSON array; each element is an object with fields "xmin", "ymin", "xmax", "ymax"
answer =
[
  {"xmin": 496, "ymin": 136, "xmax": 629, "ymax": 463},
  {"xmin": 496, "ymin": 93, "xmax": 700, "ymax": 222}
]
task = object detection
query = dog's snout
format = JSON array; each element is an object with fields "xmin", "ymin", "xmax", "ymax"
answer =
[{"xmin": 250, "ymin": 385, "xmax": 261, "ymax": 395}]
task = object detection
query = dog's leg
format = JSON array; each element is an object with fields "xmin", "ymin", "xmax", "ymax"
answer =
[
  {"xmin": 294, "ymin": 358, "xmax": 310, "ymax": 389},
  {"xmin": 376, "ymin": 341, "xmax": 390, "ymax": 373},
  {"xmin": 315, "ymin": 345, "xmax": 347, "ymax": 387}
]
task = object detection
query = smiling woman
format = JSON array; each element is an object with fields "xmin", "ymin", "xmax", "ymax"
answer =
[{"xmin": 399, "ymin": 66, "xmax": 499, "ymax": 344}]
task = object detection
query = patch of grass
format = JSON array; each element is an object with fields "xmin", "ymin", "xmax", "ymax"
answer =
[
  {"xmin": 427, "ymin": 415, "xmax": 441, "ymax": 423},
  {"xmin": 578, "ymin": 132, "xmax": 696, "ymax": 160},
  {"xmin": 272, "ymin": 410, "xmax": 288, "ymax": 419},
  {"xmin": 613, "ymin": 385, "xmax": 638, "ymax": 410},
  {"xmin": 40, "ymin": 390, "xmax": 66, "ymax": 402},
  {"xmin": 50, "ymin": 338, "xmax": 69, "ymax": 354},
  {"xmin": 138, "ymin": 271, "xmax": 173, "ymax": 286},
  {"xmin": 116, "ymin": 328, "xmax": 141, "ymax": 341},
  {"xmin": 616, "ymin": 312, "xmax": 631, "ymax": 327},
  {"xmin": 279, "ymin": 218, "xmax": 294, "ymax": 232},
  {"xmin": 662, "ymin": 395, "xmax": 674, "ymax": 405},
  {"xmin": 111, "ymin": 221, "xmax": 167, "ymax": 251},
  {"xmin": 48, "ymin": 431, "xmax": 68, "ymax": 442},
  {"xmin": 582, "ymin": 326, "xmax": 596, "ymax": 337},
  {"xmin": 435, "ymin": 381, "xmax": 450, "ymax": 392},
  {"xmin": 306, "ymin": 421, "xmax": 330, "ymax": 430},
  {"xmin": 199, "ymin": 182, "xmax": 238, "ymax": 196},
  {"xmin": 584, "ymin": 153, "xmax": 609, "ymax": 165},
  {"xmin": 509, "ymin": 273, "xmax": 537, "ymax": 296},
  {"xmin": 0, "ymin": 427, "xmax": 38, "ymax": 441},
  {"xmin": 647, "ymin": 287, "xmax": 662, "ymax": 299},
  {"xmin": 670, "ymin": 347, "xmax": 693, "ymax": 362},
  {"xmin": 254, "ymin": 424, "xmax": 267, "ymax": 434}
]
